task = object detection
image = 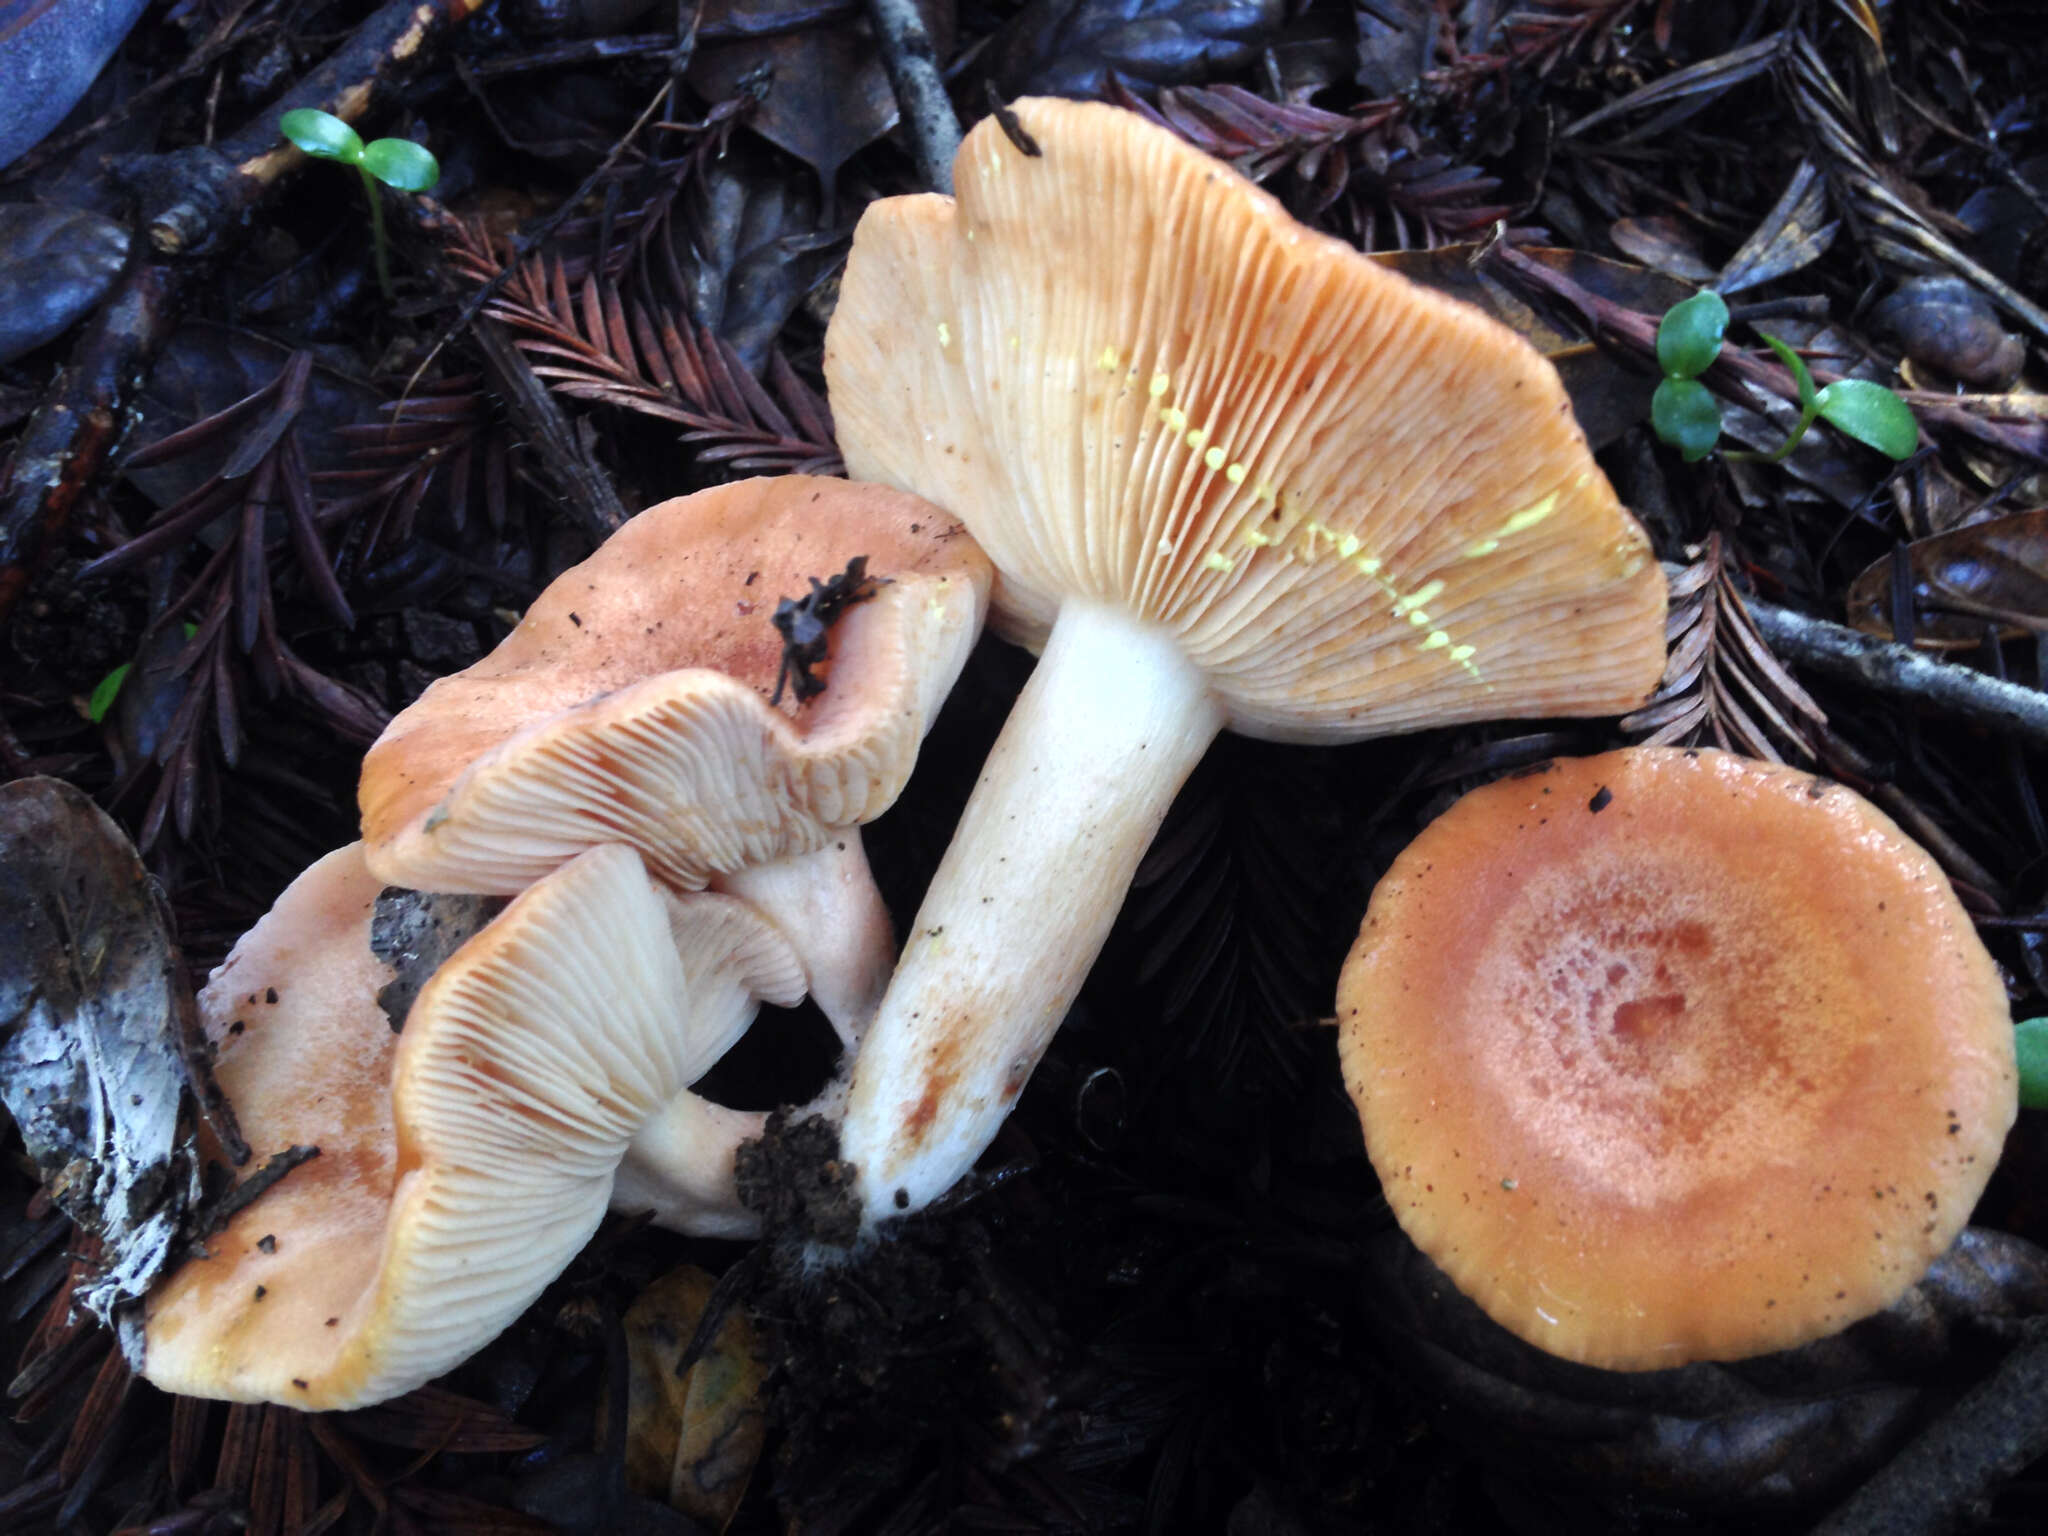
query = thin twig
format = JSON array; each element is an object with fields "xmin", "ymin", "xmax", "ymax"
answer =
[
  {"xmin": 1745, "ymin": 596, "xmax": 2048, "ymax": 754},
  {"xmin": 1812, "ymin": 1318, "xmax": 2048, "ymax": 1536},
  {"xmin": 865, "ymin": 0, "xmax": 961, "ymax": 192},
  {"xmin": 468, "ymin": 318, "xmax": 628, "ymax": 544}
]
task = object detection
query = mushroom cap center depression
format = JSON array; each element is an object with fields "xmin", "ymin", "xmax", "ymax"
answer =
[{"xmin": 1473, "ymin": 855, "xmax": 1835, "ymax": 1204}]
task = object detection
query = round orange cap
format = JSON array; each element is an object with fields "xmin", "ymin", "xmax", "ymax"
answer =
[{"xmin": 1338, "ymin": 747, "xmax": 2016, "ymax": 1370}]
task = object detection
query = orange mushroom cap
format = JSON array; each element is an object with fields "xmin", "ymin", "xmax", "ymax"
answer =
[
  {"xmin": 356, "ymin": 474, "xmax": 988, "ymax": 1038},
  {"xmin": 1337, "ymin": 747, "xmax": 2017, "ymax": 1371},
  {"xmin": 359, "ymin": 475, "xmax": 989, "ymax": 897}
]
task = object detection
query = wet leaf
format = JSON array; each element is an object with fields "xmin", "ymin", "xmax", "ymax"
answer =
[
  {"xmin": 988, "ymin": 0, "xmax": 1288, "ymax": 99},
  {"xmin": 0, "ymin": 203, "xmax": 130, "ymax": 364},
  {"xmin": 1561, "ymin": 33, "xmax": 1786, "ymax": 142},
  {"xmin": 1816, "ymin": 378, "xmax": 1918, "ymax": 459},
  {"xmin": 1845, "ymin": 509, "xmax": 2048, "ymax": 649},
  {"xmin": 2019, "ymin": 1018, "xmax": 2048, "ymax": 1111},
  {"xmin": 666, "ymin": 148, "xmax": 841, "ymax": 375},
  {"xmin": 0, "ymin": 0, "xmax": 153, "ymax": 170},
  {"xmin": 1609, "ymin": 215, "xmax": 1716, "ymax": 283},
  {"xmin": 1369, "ymin": 245, "xmax": 1695, "ymax": 450},
  {"xmin": 1656, "ymin": 289, "xmax": 1728, "ymax": 380},
  {"xmin": 1353, "ymin": 0, "xmax": 1432, "ymax": 97},
  {"xmin": 689, "ymin": 0, "xmax": 953, "ymax": 202},
  {"xmin": 623, "ymin": 1263, "xmax": 767, "ymax": 1527},
  {"xmin": 0, "ymin": 777, "xmax": 201, "ymax": 1332},
  {"xmin": 1365, "ymin": 1227, "xmax": 2048, "ymax": 1513},
  {"xmin": 1784, "ymin": 32, "xmax": 2048, "ymax": 348}
]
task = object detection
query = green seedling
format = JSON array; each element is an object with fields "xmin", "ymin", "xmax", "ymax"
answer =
[
  {"xmin": 86, "ymin": 662, "xmax": 131, "ymax": 723},
  {"xmin": 1650, "ymin": 290, "xmax": 1728, "ymax": 461},
  {"xmin": 2018, "ymin": 1017, "xmax": 2048, "ymax": 1111},
  {"xmin": 86, "ymin": 623, "xmax": 201, "ymax": 724},
  {"xmin": 1650, "ymin": 288, "xmax": 1919, "ymax": 465},
  {"xmin": 279, "ymin": 108, "xmax": 440, "ymax": 301}
]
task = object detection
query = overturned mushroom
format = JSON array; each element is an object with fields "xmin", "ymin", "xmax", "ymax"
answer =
[
  {"xmin": 358, "ymin": 474, "xmax": 989, "ymax": 1038},
  {"xmin": 824, "ymin": 98, "xmax": 1667, "ymax": 1222},
  {"xmin": 142, "ymin": 843, "xmax": 805, "ymax": 1409},
  {"xmin": 1338, "ymin": 748, "xmax": 2016, "ymax": 1370}
]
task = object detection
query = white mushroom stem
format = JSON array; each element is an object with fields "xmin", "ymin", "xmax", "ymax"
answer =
[
  {"xmin": 618, "ymin": 1097, "xmax": 770, "ymax": 1240},
  {"xmin": 839, "ymin": 600, "xmax": 1225, "ymax": 1220},
  {"xmin": 712, "ymin": 839, "xmax": 894, "ymax": 1049}
]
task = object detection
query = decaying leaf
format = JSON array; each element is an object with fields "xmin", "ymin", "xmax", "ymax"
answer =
[
  {"xmin": 1371, "ymin": 244, "xmax": 1694, "ymax": 449},
  {"xmin": 689, "ymin": 0, "xmax": 953, "ymax": 202},
  {"xmin": 1846, "ymin": 509, "xmax": 2048, "ymax": 650},
  {"xmin": 1364, "ymin": 1225, "xmax": 2048, "ymax": 1515},
  {"xmin": 988, "ymin": 0, "xmax": 1288, "ymax": 99},
  {"xmin": 123, "ymin": 323, "xmax": 381, "ymax": 508},
  {"xmin": 1560, "ymin": 31, "xmax": 1786, "ymax": 143},
  {"xmin": 665, "ymin": 149, "xmax": 844, "ymax": 377},
  {"xmin": 0, "ymin": 777, "xmax": 203, "ymax": 1341},
  {"xmin": 1608, "ymin": 215, "xmax": 1716, "ymax": 282},
  {"xmin": 623, "ymin": 1263, "xmax": 768, "ymax": 1528},
  {"xmin": 1717, "ymin": 159, "xmax": 1838, "ymax": 295},
  {"xmin": 0, "ymin": 202, "xmax": 129, "ymax": 364}
]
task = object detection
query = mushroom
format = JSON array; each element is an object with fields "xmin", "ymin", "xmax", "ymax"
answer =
[
  {"xmin": 357, "ymin": 474, "xmax": 990, "ymax": 1039},
  {"xmin": 1337, "ymin": 747, "xmax": 2017, "ymax": 1370},
  {"xmin": 142, "ymin": 842, "xmax": 805, "ymax": 1408},
  {"xmin": 822, "ymin": 97, "xmax": 1668, "ymax": 1221}
]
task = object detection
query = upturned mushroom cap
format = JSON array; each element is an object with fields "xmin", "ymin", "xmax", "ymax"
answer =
[
  {"xmin": 143, "ymin": 843, "xmax": 804, "ymax": 1409},
  {"xmin": 823, "ymin": 98, "xmax": 1666, "ymax": 1222},
  {"xmin": 1337, "ymin": 747, "xmax": 2016, "ymax": 1371},
  {"xmin": 141, "ymin": 844, "xmax": 399, "ymax": 1405},
  {"xmin": 826, "ymin": 97, "xmax": 1664, "ymax": 736},
  {"xmin": 357, "ymin": 475, "xmax": 989, "ymax": 894}
]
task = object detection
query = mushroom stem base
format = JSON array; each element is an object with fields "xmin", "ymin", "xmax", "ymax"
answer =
[{"xmin": 839, "ymin": 599, "xmax": 1224, "ymax": 1222}]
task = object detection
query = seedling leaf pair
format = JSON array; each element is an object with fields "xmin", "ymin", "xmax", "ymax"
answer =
[
  {"xmin": 1651, "ymin": 291, "xmax": 1728, "ymax": 463},
  {"xmin": 278, "ymin": 109, "xmax": 439, "ymax": 299},
  {"xmin": 280, "ymin": 109, "xmax": 439, "ymax": 190},
  {"xmin": 1649, "ymin": 287, "xmax": 1917, "ymax": 464}
]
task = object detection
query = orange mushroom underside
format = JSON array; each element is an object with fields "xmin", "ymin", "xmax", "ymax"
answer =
[{"xmin": 1338, "ymin": 748, "xmax": 2016, "ymax": 1371}]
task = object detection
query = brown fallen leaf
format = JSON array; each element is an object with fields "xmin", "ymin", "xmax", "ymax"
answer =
[
  {"xmin": 689, "ymin": 0, "xmax": 954, "ymax": 203},
  {"xmin": 623, "ymin": 1263, "xmax": 768, "ymax": 1529},
  {"xmin": 1846, "ymin": 508, "xmax": 2048, "ymax": 649}
]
